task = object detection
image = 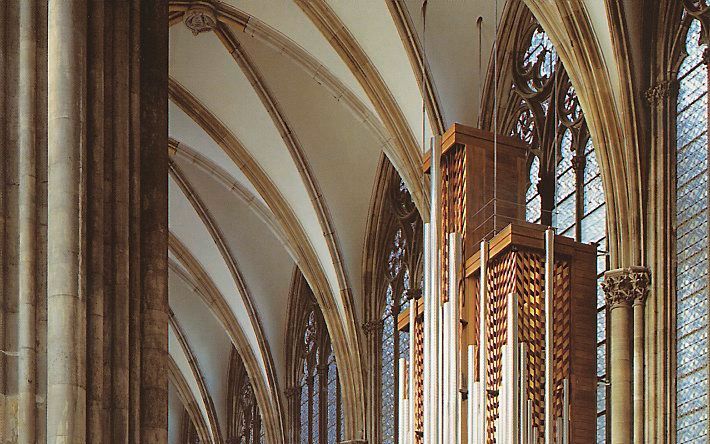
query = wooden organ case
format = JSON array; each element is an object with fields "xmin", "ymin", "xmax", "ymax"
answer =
[{"xmin": 397, "ymin": 123, "xmax": 596, "ymax": 444}]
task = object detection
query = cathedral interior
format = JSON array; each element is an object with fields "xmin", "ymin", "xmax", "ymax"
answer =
[{"xmin": 0, "ymin": 0, "xmax": 704, "ymax": 443}]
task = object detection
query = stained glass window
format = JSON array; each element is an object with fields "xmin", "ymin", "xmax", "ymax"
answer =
[
  {"xmin": 676, "ymin": 17, "xmax": 709, "ymax": 443},
  {"xmin": 227, "ymin": 348, "xmax": 264, "ymax": 444},
  {"xmin": 296, "ymin": 299, "xmax": 343, "ymax": 443},
  {"xmin": 375, "ymin": 175, "xmax": 422, "ymax": 444},
  {"xmin": 510, "ymin": 22, "xmax": 609, "ymax": 443}
]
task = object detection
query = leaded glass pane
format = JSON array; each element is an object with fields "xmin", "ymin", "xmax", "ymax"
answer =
[
  {"xmin": 553, "ymin": 129, "xmax": 576, "ymax": 233},
  {"xmin": 526, "ymin": 156, "xmax": 541, "ymax": 223},
  {"xmin": 327, "ymin": 354, "xmax": 338, "ymax": 444},
  {"xmin": 513, "ymin": 23, "xmax": 608, "ymax": 439},
  {"xmin": 677, "ymin": 19, "xmax": 709, "ymax": 444},
  {"xmin": 381, "ymin": 312, "xmax": 396, "ymax": 444},
  {"xmin": 522, "ymin": 26, "xmax": 558, "ymax": 87},
  {"xmin": 597, "ymin": 415, "xmax": 606, "ymax": 444},
  {"xmin": 300, "ymin": 384, "xmax": 309, "ymax": 444},
  {"xmin": 312, "ymin": 372, "xmax": 319, "ymax": 443}
]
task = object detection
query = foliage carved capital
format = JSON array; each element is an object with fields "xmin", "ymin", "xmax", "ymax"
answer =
[
  {"xmin": 601, "ymin": 266, "xmax": 650, "ymax": 310},
  {"xmin": 645, "ymin": 80, "xmax": 677, "ymax": 106}
]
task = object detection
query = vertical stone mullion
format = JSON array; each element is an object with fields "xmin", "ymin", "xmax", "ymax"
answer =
[{"xmin": 47, "ymin": 0, "xmax": 88, "ymax": 441}]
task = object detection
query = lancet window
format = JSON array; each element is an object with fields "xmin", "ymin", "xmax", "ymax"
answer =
[
  {"xmin": 507, "ymin": 20, "xmax": 609, "ymax": 442},
  {"xmin": 380, "ymin": 178, "xmax": 422, "ymax": 444},
  {"xmin": 363, "ymin": 159, "xmax": 423, "ymax": 444},
  {"xmin": 227, "ymin": 349, "xmax": 264, "ymax": 444},
  {"xmin": 291, "ymin": 283, "xmax": 343, "ymax": 444},
  {"xmin": 675, "ymin": 12, "xmax": 709, "ymax": 443}
]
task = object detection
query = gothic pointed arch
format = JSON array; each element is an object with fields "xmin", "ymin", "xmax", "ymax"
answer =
[
  {"xmin": 481, "ymin": 4, "xmax": 610, "ymax": 441},
  {"xmin": 285, "ymin": 268, "xmax": 344, "ymax": 444},
  {"xmin": 362, "ymin": 155, "xmax": 424, "ymax": 444}
]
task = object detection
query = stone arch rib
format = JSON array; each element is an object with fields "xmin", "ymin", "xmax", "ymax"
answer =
[
  {"xmin": 168, "ymin": 356, "xmax": 212, "ymax": 444},
  {"xmin": 169, "ymin": 311, "xmax": 224, "ymax": 443},
  {"xmin": 168, "ymin": 78, "xmax": 366, "ymax": 441},
  {"xmin": 169, "ymin": 157, "xmax": 285, "ymax": 439},
  {"xmin": 168, "ymin": 238, "xmax": 284, "ymax": 444}
]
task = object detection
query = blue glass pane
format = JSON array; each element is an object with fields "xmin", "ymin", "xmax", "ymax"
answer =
[
  {"xmin": 313, "ymin": 373, "xmax": 319, "ymax": 443},
  {"xmin": 581, "ymin": 206, "xmax": 606, "ymax": 245},
  {"xmin": 597, "ymin": 414, "xmax": 606, "ymax": 444},
  {"xmin": 381, "ymin": 313, "xmax": 396, "ymax": 444},
  {"xmin": 677, "ymin": 18, "xmax": 709, "ymax": 444},
  {"xmin": 597, "ymin": 383, "xmax": 607, "ymax": 413}
]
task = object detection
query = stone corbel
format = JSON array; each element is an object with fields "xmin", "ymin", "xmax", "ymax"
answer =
[{"xmin": 183, "ymin": 2, "xmax": 217, "ymax": 35}]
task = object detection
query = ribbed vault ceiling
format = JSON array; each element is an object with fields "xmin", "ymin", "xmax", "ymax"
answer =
[{"xmin": 165, "ymin": 0, "xmax": 630, "ymax": 442}]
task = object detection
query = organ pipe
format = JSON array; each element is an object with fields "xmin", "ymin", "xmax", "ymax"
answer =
[
  {"xmin": 544, "ymin": 228, "xmax": 554, "ymax": 444},
  {"xmin": 478, "ymin": 239, "xmax": 488, "ymax": 444},
  {"xmin": 414, "ymin": 125, "xmax": 595, "ymax": 444}
]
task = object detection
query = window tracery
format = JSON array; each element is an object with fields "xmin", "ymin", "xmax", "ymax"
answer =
[
  {"xmin": 288, "ymin": 277, "xmax": 343, "ymax": 444},
  {"xmin": 227, "ymin": 348, "xmax": 264, "ymax": 444},
  {"xmin": 507, "ymin": 19, "xmax": 609, "ymax": 443},
  {"xmin": 675, "ymin": 13, "xmax": 709, "ymax": 443},
  {"xmin": 366, "ymin": 160, "xmax": 423, "ymax": 444}
]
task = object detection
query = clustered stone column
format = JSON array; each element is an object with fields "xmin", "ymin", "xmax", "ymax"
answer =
[
  {"xmin": 362, "ymin": 318, "xmax": 383, "ymax": 444},
  {"xmin": 1, "ymin": 1, "xmax": 169, "ymax": 442},
  {"xmin": 601, "ymin": 266, "xmax": 650, "ymax": 444}
]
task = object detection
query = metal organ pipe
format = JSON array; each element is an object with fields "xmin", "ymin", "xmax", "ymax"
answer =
[
  {"xmin": 449, "ymin": 233, "xmax": 463, "ymax": 444},
  {"xmin": 468, "ymin": 345, "xmax": 477, "ymax": 444},
  {"xmin": 409, "ymin": 280, "xmax": 416, "ymax": 443},
  {"xmin": 423, "ymin": 222, "xmax": 431, "ymax": 443},
  {"xmin": 430, "ymin": 138, "xmax": 442, "ymax": 444},
  {"xmin": 478, "ymin": 240, "xmax": 489, "ymax": 444},
  {"xmin": 520, "ymin": 343, "xmax": 529, "ymax": 444},
  {"xmin": 544, "ymin": 228, "xmax": 555, "ymax": 444}
]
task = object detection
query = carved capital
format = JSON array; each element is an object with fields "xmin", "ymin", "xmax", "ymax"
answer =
[
  {"xmin": 601, "ymin": 266, "xmax": 650, "ymax": 310},
  {"xmin": 645, "ymin": 80, "xmax": 677, "ymax": 106},
  {"xmin": 183, "ymin": 3, "xmax": 217, "ymax": 36},
  {"xmin": 405, "ymin": 287, "xmax": 422, "ymax": 300}
]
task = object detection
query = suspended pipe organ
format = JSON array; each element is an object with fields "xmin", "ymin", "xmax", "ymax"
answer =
[{"xmin": 397, "ymin": 124, "xmax": 596, "ymax": 444}]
